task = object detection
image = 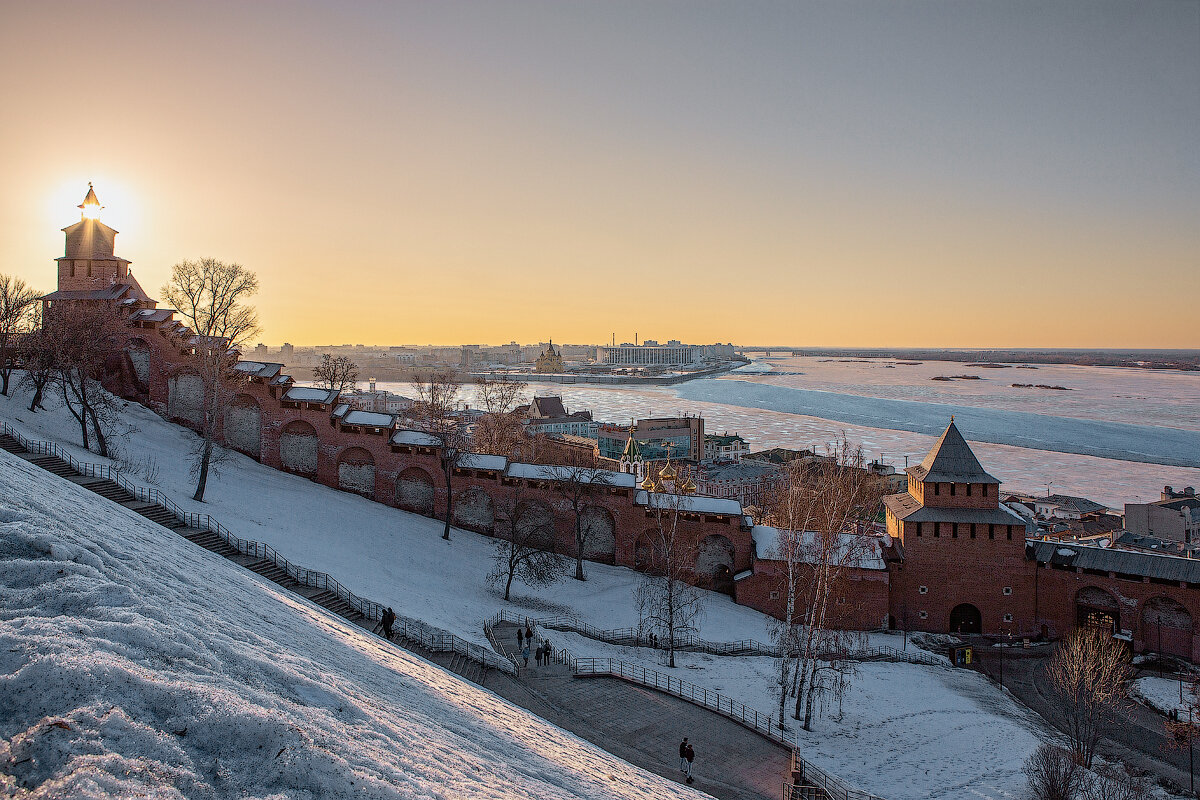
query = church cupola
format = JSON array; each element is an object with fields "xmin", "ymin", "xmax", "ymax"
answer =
[{"xmin": 49, "ymin": 183, "xmax": 147, "ymax": 301}]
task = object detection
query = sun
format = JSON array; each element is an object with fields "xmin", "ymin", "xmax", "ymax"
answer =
[{"xmin": 81, "ymin": 202, "xmax": 102, "ymax": 220}]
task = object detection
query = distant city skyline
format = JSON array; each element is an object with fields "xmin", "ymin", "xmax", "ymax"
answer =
[{"xmin": 2, "ymin": 2, "xmax": 1197, "ymax": 348}]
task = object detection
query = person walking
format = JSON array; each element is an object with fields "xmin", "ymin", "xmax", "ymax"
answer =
[
  {"xmin": 678, "ymin": 738, "xmax": 688, "ymax": 773},
  {"xmin": 517, "ymin": 627, "xmax": 524, "ymax": 650},
  {"xmin": 381, "ymin": 607, "xmax": 395, "ymax": 640},
  {"xmin": 535, "ymin": 643, "xmax": 544, "ymax": 666},
  {"xmin": 543, "ymin": 638, "xmax": 553, "ymax": 664},
  {"xmin": 684, "ymin": 742, "xmax": 695, "ymax": 784},
  {"xmin": 521, "ymin": 643, "xmax": 530, "ymax": 667},
  {"xmin": 525, "ymin": 624, "xmax": 533, "ymax": 644}
]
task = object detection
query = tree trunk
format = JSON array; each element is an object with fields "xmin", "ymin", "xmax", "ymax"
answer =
[
  {"xmin": 504, "ymin": 568, "xmax": 514, "ymax": 601},
  {"xmin": 29, "ymin": 380, "xmax": 45, "ymax": 412},
  {"xmin": 574, "ymin": 510, "xmax": 585, "ymax": 581},
  {"xmin": 1, "ymin": 370, "xmax": 9, "ymax": 395},
  {"xmin": 89, "ymin": 408, "xmax": 109, "ymax": 457},
  {"xmin": 194, "ymin": 437, "xmax": 213, "ymax": 501},
  {"xmin": 442, "ymin": 466, "xmax": 452, "ymax": 540}
]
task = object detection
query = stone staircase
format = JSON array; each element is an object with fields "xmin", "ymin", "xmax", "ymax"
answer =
[{"xmin": 0, "ymin": 426, "xmax": 490, "ymax": 687}]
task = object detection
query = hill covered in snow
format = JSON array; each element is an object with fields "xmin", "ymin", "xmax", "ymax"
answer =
[{"xmin": 0, "ymin": 448, "xmax": 703, "ymax": 799}]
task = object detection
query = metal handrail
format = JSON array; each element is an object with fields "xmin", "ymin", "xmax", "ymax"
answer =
[
  {"xmin": 1, "ymin": 420, "xmax": 516, "ymax": 677},
  {"xmin": 488, "ymin": 608, "xmax": 942, "ymax": 667},
  {"xmin": 575, "ymin": 657, "xmax": 884, "ymax": 800}
]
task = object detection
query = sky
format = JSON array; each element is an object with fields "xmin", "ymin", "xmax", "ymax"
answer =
[{"xmin": 1, "ymin": 1, "xmax": 1197, "ymax": 348}]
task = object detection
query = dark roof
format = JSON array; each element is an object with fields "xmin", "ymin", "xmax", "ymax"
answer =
[
  {"xmin": 1028, "ymin": 540, "xmax": 1200, "ymax": 583},
  {"xmin": 130, "ymin": 308, "xmax": 175, "ymax": 323},
  {"xmin": 906, "ymin": 420, "xmax": 999, "ymax": 484},
  {"xmin": 884, "ymin": 493, "xmax": 1027, "ymax": 526},
  {"xmin": 1040, "ymin": 494, "xmax": 1108, "ymax": 514},
  {"xmin": 529, "ymin": 396, "xmax": 568, "ymax": 419},
  {"xmin": 1160, "ymin": 497, "xmax": 1200, "ymax": 513},
  {"xmin": 698, "ymin": 460, "xmax": 783, "ymax": 481},
  {"xmin": 41, "ymin": 284, "xmax": 136, "ymax": 302}
]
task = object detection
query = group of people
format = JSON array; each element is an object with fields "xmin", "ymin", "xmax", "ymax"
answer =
[
  {"xmin": 678, "ymin": 737, "xmax": 696, "ymax": 784},
  {"xmin": 516, "ymin": 624, "xmax": 554, "ymax": 667}
]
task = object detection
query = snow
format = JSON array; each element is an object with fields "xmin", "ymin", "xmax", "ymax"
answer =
[
  {"xmin": 457, "ymin": 453, "xmax": 508, "ymax": 471},
  {"xmin": 0, "ymin": 383, "xmax": 1067, "ymax": 798},
  {"xmin": 1132, "ymin": 676, "xmax": 1191, "ymax": 717},
  {"xmin": 391, "ymin": 430, "xmax": 441, "ymax": 447},
  {"xmin": 342, "ymin": 410, "xmax": 395, "ymax": 428},
  {"xmin": 635, "ymin": 490, "xmax": 744, "ymax": 516},
  {"xmin": 284, "ymin": 386, "xmax": 338, "ymax": 403},
  {"xmin": 0, "ymin": 449, "xmax": 704, "ymax": 799},
  {"xmin": 505, "ymin": 462, "xmax": 638, "ymax": 488},
  {"xmin": 750, "ymin": 526, "xmax": 887, "ymax": 570}
]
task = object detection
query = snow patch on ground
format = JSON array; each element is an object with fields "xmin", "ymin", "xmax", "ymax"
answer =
[{"xmin": 1132, "ymin": 676, "xmax": 1192, "ymax": 718}]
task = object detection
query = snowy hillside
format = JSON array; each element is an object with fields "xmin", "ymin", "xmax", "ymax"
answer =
[{"xmin": 0, "ymin": 448, "xmax": 705, "ymax": 799}]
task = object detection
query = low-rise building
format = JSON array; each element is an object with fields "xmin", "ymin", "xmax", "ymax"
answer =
[
  {"xmin": 1126, "ymin": 486, "xmax": 1200, "ymax": 545},
  {"xmin": 704, "ymin": 432, "xmax": 749, "ymax": 462},
  {"xmin": 598, "ymin": 416, "xmax": 704, "ymax": 463},
  {"xmin": 521, "ymin": 396, "xmax": 595, "ymax": 438},
  {"xmin": 694, "ymin": 459, "xmax": 784, "ymax": 506}
]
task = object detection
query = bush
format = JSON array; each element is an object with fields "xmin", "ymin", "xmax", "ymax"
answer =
[{"xmin": 1025, "ymin": 744, "xmax": 1084, "ymax": 800}]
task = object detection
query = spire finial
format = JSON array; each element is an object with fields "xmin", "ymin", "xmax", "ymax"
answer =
[{"xmin": 79, "ymin": 183, "xmax": 103, "ymax": 219}]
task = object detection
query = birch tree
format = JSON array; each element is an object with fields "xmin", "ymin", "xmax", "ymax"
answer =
[
  {"xmin": 775, "ymin": 437, "xmax": 884, "ymax": 729},
  {"xmin": 163, "ymin": 258, "xmax": 260, "ymax": 501},
  {"xmin": 634, "ymin": 492, "xmax": 704, "ymax": 668}
]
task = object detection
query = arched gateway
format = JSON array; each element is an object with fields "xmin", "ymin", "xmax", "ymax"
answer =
[{"xmin": 949, "ymin": 603, "xmax": 982, "ymax": 634}]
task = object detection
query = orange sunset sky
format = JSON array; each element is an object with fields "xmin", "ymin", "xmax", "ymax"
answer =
[{"xmin": 1, "ymin": 1, "xmax": 1197, "ymax": 348}]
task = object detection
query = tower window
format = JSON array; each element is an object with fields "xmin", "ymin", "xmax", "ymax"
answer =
[
  {"xmin": 967, "ymin": 484, "xmax": 972, "ymax": 497},
  {"xmin": 915, "ymin": 522, "xmax": 923, "ymax": 537},
  {"xmin": 970, "ymin": 523, "xmax": 977, "ymax": 539},
  {"xmin": 1003, "ymin": 613, "xmax": 1013, "ymax": 623},
  {"xmin": 918, "ymin": 611, "xmax": 928, "ymax": 620},
  {"xmin": 919, "ymin": 585, "xmax": 928, "ymax": 594},
  {"xmin": 1007, "ymin": 526, "xmax": 1013, "ymax": 540},
  {"xmin": 952, "ymin": 523, "xmax": 958, "ymax": 538},
  {"xmin": 1003, "ymin": 586, "xmax": 1013, "ymax": 596},
  {"xmin": 950, "ymin": 483, "xmax": 957, "ymax": 496},
  {"xmin": 982, "ymin": 484, "xmax": 989, "ymax": 497},
  {"xmin": 988, "ymin": 524, "xmax": 995, "ymax": 540},
  {"xmin": 934, "ymin": 483, "xmax": 941, "ymax": 496},
  {"xmin": 933, "ymin": 524, "xmax": 940, "ymax": 538}
]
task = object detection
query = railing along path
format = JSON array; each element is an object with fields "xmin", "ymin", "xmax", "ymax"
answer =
[
  {"xmin": 488, "ymin": 608, "xmax": 942, "ymax": 668},
  {"xmin": 1, "ymin": 421, "xmax": 515, "ymax": 676}
]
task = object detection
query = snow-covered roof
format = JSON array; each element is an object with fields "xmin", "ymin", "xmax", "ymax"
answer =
[
  {"xmin": 457, "ymin": 453, "xmax": 508, "ymax": 471},
  {"xmin": 283, "ymin": 386, "xmax": 339, "ymax": 404},
  {"xmin": 333, "ymin": 403, "xmax": 350, "ymax": 418},
  {"xmin": 505, "ymin": 463, "xmax": 637, "ymax": 487},
  {"xmin": 392, "ymin": 430, "xmax": 442, "ymax": 447},
  {"xmin": 342, "ymin": 410, "xmax": 396, "ymax": 428},
  {"xmin": 234, "ymin": 361, "xmax": 284, "ymax": 379},
  {"xmin": 751, "ymin": 525, "xmax": 887, "ymax": 570},
  {"xmin": 634, "ymin": 491, "xmax": 744, "ymax": 516}
]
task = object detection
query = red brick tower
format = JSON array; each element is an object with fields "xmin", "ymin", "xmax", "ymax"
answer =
[
  {"xmin": 884, "ymin": 419, "xmax": 1034, "ymax": 635},
  {"xmin": 54, "ymin": 184, "xmax": 138, "ymax": 294}
]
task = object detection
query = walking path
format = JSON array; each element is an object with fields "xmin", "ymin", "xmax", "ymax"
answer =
[{"xmin": 487, "ymin": 621, "xmax": 793, "ymax": 800}]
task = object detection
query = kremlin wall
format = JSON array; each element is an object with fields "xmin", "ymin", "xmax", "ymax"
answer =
[{"xmin": 33, "ymin": 187, "xmax": 1200, "ymax": 662}]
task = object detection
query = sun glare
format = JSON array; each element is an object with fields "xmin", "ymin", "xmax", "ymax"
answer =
[{"xmin": 81, "ymin": 202, "xmax": 102, "ymax": 220}]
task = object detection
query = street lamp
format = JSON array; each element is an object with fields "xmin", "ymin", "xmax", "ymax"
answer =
[{"xmin": 440, "ymin": 444, "xmax": 458, "ymax": 541}]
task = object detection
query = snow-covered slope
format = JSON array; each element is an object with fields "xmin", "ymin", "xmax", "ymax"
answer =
[{"xmin": 0, "ymin": 449, "xmax": 703, "ymax": 799}]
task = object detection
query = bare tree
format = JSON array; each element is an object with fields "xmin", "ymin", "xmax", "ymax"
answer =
[
  {"xmin": 1080, "ymin": 764, "xmax": 1151, "ymax": 800},
  {"xmin": 1024, "ymin": 744, "xmax": 1085, "ymax": 800},
  {"xmin": 488, "ymin": 488, "xmax": 565, "ymax": 601},
  {"xmin": 313, "ymin": 353, "xmax": 359, "ymax": 393},
  {"xmin": 772, "ymin": 436, "xmax": 884, "ymax": 729},
  {"xmin": 44, "ymin": 302, "xmax": 124, "ymax": 454},
  {"xmin": 1045, "ymin": 627, "xmax": 1130, "ymax": 769},
  {"xmin": 634, "ymin": 492, "xmax": 704, "ymax": 668},
  {"xmin": 0, "ymin": 274, "xmax": 40, "ymax": 396},
  {"xmin": 471, "ymin": 375, "xmax": 528, "ymax": 456},
  {"xmin": 17, "ymin": 305, "xmax": 55, "ymax": 412},
  {"xmin": 551, "ymin": 453, "xmax": 613, "ymax": 581},
  {"xmin": 476, "ymin": 375, "xmax": 527, "ymax": 415},
  {"xmin": 163, "ymin": 258, "xmax": 260, "ymax": 502},
  {"xmin": 409, "ymin": 370, "xmax": 468, "ymax": 540}
]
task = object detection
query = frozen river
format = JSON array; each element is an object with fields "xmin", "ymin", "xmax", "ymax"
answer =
[{"xmin": 381, "ymin": 357, "xmax": 1200, "ymax": 509}]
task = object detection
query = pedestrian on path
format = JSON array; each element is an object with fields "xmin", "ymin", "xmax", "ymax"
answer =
[
  {"xmin": 543, "ymin": 638, "xmax": 553, "ymax": 663},
  {"xmin": 525, "ymin": 624, "xmax": 533, "ymax": 644},
  {"xmin": 678, "ymin": 737, "xmax": 688, "ymax": 773},
  {"xmin": 380, "ymin": 607, "xmax": 395, "ymax": 640},
  {"xmin": 685, "ymin": 742, "xmax": 695, "ymax": 784},
  {"xmin": 535, "ymin": 643, "xmax": 544, "ymax": 666},
  {"xmin": 517, "ymin": 627, "xmax": 524, "ymax": 649},
  {"xmin": 521, "ymin": 644, "xmax": 530, "ymax": 667}
]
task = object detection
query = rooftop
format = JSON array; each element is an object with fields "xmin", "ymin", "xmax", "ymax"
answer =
[
  {"xmin": 906, "ymin": 420, "xmax": 999, "ymax": 485},
  {"xmin": 750, "ymin": 525, "xmax": 887, "ymax": 570}
]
